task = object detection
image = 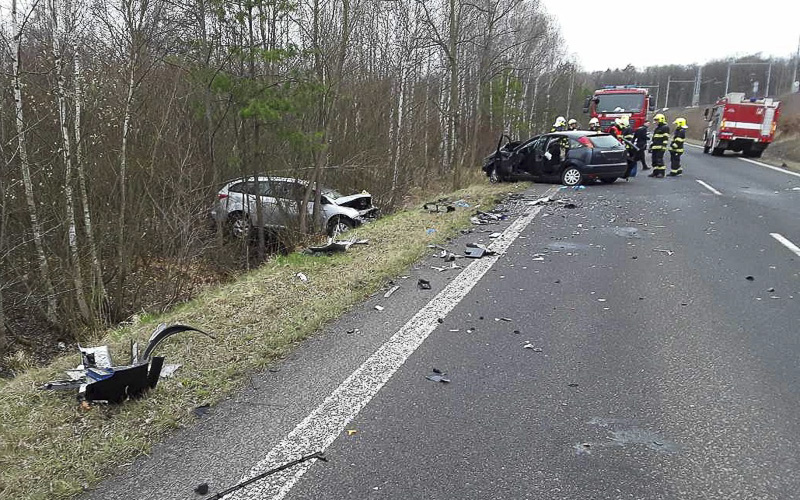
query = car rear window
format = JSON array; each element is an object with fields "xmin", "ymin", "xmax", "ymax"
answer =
[{"xmin": 589, "ymin": 135, "xmax": 623, "ymax": 148}]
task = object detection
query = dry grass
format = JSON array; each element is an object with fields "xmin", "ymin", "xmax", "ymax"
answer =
[{"xmin": 0, "ymin": 181, "xmax": 527, "ymax": 500}]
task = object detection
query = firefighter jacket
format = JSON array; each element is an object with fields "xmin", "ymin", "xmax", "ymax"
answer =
[
  {"xmin": 607, "ymin": 124, "xmax": 624, "ymax": 142},
  {"xmin": 550, "ymin": 125, "xmax": 566, "ymax": 132},
  {"xmin": 651, "ymin": 123, "xmax": 670, "ymax": 150},
  {"xmin": 633, "ymin": 125, "xmax": 649, "ymax": 149},
  {"xmin": 622, "ymin": 126, "xmax": 635, "ymax": 151},
  {"xmin": 670, "ymin": 127, "xmax": 686, "ymax": 153}
]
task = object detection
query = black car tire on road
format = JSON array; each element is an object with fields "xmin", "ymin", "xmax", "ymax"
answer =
[
  {"xmin": 561, "ymin": 166, "xmax": 583, "ymax": 186},
  {"xmin": 600, "ymin": 177, "xmax": 617, "ymax": 184}
]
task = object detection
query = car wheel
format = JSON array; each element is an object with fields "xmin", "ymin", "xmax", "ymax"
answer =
[
  {"xmin": 561, "ymin": 166, "xmax": 582, "ymax": 186},
  {"xmin": 489, "ymin": 166, "xmax": 501, "ymax": 184},
  {"xmin": 711, "ymin": 148, "xmax": 724, "ymax": 156},
  {"xmin": 228, "ymin": 212, "xmax": 251, "ymax": 239},
  {"xmin": 599, "ymin": 177, "xmax": 617, "ymax": 184},
  {"xmin": 328, "ymin": 216, "xmax": 355, "ymax": 237}
]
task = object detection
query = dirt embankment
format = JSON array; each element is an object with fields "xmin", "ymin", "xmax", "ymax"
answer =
[{"xmin": 669, "ymin": 92, "xmax": 800, "ymax": 169}]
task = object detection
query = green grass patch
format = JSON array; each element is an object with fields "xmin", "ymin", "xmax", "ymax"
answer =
[{"xmin": 0, "ymin": 182, "xmax": 527, "ymax": 499}]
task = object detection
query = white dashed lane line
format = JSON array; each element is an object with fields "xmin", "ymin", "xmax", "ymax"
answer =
[
  {"xmin": 696, "ymin": 179, "xmax": 722, "ymax": 196},
  {"xmin": 224, "ymin": 188, "xmax": 557, "ymax": 500},
  {"xmin": 770, "ymin": 233, "xmax": 800, "ymax": 258}
]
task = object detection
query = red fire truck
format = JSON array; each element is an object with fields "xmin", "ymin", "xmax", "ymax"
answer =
[
  {"xmin": 583, "ymin": 86, "xmax": 655, "ymax": 130},
  {"xmin": 702, "ymin": 93, "xmax": 781, "ymax": 157}
]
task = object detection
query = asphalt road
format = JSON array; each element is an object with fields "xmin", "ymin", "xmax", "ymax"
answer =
[{"xmin": 84, "ymin": 147, "xmax": 800, "ymax": 500}]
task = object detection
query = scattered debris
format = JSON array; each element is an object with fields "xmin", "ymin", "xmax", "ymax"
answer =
[
  {"xmin": 296, "ymin": 272, "xmax": 309, "ymax": 282},
  {"xmin": 193, "ymin": 404, "xmax": 211, "ymax": 418},
  {"xmin": 346, "ymin": 429, "xmax": 358, "ymax": 436},
  {"xmin": 767, "ymin": 287, "xmax": 775, "ymax": 293},
  {"xmin": 489, "ymin": 232, "xmax": 503, "ymax": 239},
  {"xmin": 567, "ymin": 383, "xmax": 579, "ymax": 387},
  {"xmin": 652, "ymin": 248, "xmax": 674, "ymax": 256},
  {"xmin": 527, "ymin": 195, "xmax": 554, "ymax": 206},
  {"xmin": 40, "ymin": 324, "xmax": 213, "ymax": 403},
  {"xmin": 194, "ymin": 483, "xmax": 209, "ymax": 495},
  {"xmin": 205, "ymin": 452, "xmax": 327, "ymax": 499},
  {"xmin": 417, "ymin": 279, "xmax": 431, "ymax": 290},
  {"xmin": 374, "ymin": 305, "xmax": 385, "ymax": 311},
  {"xmin": 465, "ymin": 243, "xmax": 497, "ymax": 259},
  {"xmin": 383, "ymin": 285, "xmax": 400, "ymax": 298},
  {"xmin": 426, "ymin": 228, "xmax": 437, "ymax": 235},
  {"xmin": 495, "ymin": 317, "xmax": 512, "ymax": 322},
  {"xmin": 454, "ymin": 199, "xmax": 471, "ymax": 208},
  {"xmin": 425, "ymin": 369, "xmax": 451, "ymax": 383},
  {"xmin": 308, "ymin": 239, "xmax": 352, "ymax": 253},
  {"xmin": 745, "ymin": 275, "xmax": 755, "ymax": 281}
]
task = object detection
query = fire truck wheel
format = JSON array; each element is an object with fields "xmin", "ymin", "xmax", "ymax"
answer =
[{"xmin": 711, "ymin": 147, "xmax": 724, "ymax": 156}]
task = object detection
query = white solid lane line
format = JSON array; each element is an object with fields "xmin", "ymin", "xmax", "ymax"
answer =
[
  {"xmin": 696, "ymin": 179, "xmax": 722, "ymax": 195},
  {"xmin": 770, "ymin": 233, "xmax": 800, "ymax": 258},
  {"xmin": 225, "ymin": 188, "xmax": 556, "ymax": 500},
  {"xmin": 686, "ymin": 143, "xmax": 703, "ymax": 149},
  {"xmin": 739, "ymin": 157, "xmax": 800, "ymax": 179}
]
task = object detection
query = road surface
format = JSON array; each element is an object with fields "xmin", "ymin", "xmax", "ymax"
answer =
[{"xmin": 83, "ymin": 146, "xmax": 800, "ymax": 500}]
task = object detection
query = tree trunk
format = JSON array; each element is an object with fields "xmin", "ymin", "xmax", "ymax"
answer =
[
  {"xmin": 447, "ymin": 0, "xmax": 460, "ymax": 188},
  {"xmin": 114, "ymin": 55, "xmax": 137, "ymax": 315},
  {"xmin": 74, "ymin": 49, "xmax": 107, "ymax": 314},
  {"xmin": 51, "ymin": 0, "xmax": 91, "ymax": 323},
  {"xmin": 11, "ymin": 0, "xmax": 58, "ymax": 324}
]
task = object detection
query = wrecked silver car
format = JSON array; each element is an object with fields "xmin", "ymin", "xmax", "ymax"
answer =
[{"xmin": 211, "ymin": 176, "xmax": 379, "ymax": 238}]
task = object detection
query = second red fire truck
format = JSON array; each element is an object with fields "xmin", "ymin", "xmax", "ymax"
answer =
[{"xmin": 702, "ymin": 92, "xmax": 781, "ymax": 157}]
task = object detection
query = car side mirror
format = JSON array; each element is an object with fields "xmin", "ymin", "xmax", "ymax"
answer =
[{"xmin": 582, "ymin": 96, "xmax": 590, "ymax": 113}]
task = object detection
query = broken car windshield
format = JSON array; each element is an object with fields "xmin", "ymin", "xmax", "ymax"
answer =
[{"xmin": 322, "ymin": 188, "xmax": 344, "ymax": 200}]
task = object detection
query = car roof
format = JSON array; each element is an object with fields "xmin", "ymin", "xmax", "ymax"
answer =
[{"xmin": 221, "ymin": 176, "xmax": 308, "ymax": 188}]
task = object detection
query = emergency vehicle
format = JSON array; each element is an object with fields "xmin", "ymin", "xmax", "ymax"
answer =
[
  {"xmin": 583, "ymin": 86, "xmax": 655, "ymax": 130},
  {"xmin": 702, "ymin": 92, "xmax": 781, "ymax": 157}
]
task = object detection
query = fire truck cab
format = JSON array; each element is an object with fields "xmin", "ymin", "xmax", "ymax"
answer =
[
  {"xmin": 583, "ymin": 86, "xmax": 655, "ymax": 130},
  {"xmin": 702, "ymin": 92, "xmax": 781, "ymax": 158}
]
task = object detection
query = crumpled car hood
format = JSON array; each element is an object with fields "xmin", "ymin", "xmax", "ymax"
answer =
[{"xmin": 333, "ymin": 192, "xmax": 378, "ymax": 216}]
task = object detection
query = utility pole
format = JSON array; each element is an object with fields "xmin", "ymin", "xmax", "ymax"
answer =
[
  {"xmin": 725, "ymin": 64, "xmax": 731, "ymax": 95},
  {"xmin": 794, "ymin": 34, "xmax": 800, "ymax": 92},
  {"xmin": 664, "ymin": 76, "xmax": 670, "ymax": 109},
  {"xmin": 692, "ymin": 66, "xmax": 702, "ymax": 107},
  {"xmin": 765, "ymin": 60, "xmax": 772, "ymax": 97}
]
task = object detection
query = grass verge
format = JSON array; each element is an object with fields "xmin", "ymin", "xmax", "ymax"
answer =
[{"xmin": 0, "ymin": 182, "xmax": 527, "ymax": 499}]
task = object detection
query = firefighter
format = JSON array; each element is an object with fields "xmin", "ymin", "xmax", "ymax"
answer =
[
  {"xmin": 648, "ymin": 113, "xmax": 670, "ymax": 178},
  {"xmin": 633, "ymin": 119, "xmax": 650, "ymax": 170},
  {"xmin": 588, "ymin": 117, "xmax": 601, "ymax": 132},
  {"xmin": 620, "ymin": 116, "xmax": 637, "ymax": 179},
  {"xmin": 568, "ymin": 118, "xmax": 580, "ymax": 131},
  {"xmin": 607, "ymin": 117, "xmax": 624, "ymax": 142},
  {"xmin": 669, "ymin": 117, "xmax": 688, "ymax": 176},
  {"xmin": 551, "ymin": 116, "xmax": 567, "ymax": 132}
]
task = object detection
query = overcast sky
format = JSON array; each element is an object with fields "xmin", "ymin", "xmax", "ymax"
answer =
[{"xmin": 540, "ymin": 0, "xmax": 800, "ymax": 72}]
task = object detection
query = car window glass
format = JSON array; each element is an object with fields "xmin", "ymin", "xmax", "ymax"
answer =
[
  {"xmin": 569, "ymin": 138, "xmax": 584, "ymax": 148},
  {"xmin": 228, "ymin": 182, "xmax": 246, "ymax": 194},
  {"xmin": 256, "ymin": 181, "xmax": 274, "ymax": 197},
  {"xmin": 589, "ymin": 135, "xmax": 624, "ymax": 148}
]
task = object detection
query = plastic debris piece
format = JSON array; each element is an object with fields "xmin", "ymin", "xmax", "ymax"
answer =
[
  {"xmin": 745, "ymin": 275, "xmax": 755, "ymax": 281},
  {"xmin": 296, "ymin": 272, "xmax": 308, "ymax": 282},
  {"xmin": 527, "ymin": 196, "xmax": 553, "ymax": 206},
  {"xmin": 160, "ymin": 364, "xmax": 181, "ymax": 378},
  {"xmin": 418, "ymin": 279, "xmax": 432, "ymax": 290},
  {"xmin": 568, "ymin": 383, "xmax": 579, "ymax": 387},
  {"xmin": 347, "ymin": 429, "xmax": 357, "ymax": 436},
  {"xmin": 374, "ymin": 305, "xmax": 385, "ymax": 311},
  {"xmin": 384, "ymin": 285, "xmax": 400, "ymax": 298},
  {"xmin": 454, "ymin": 199, "xmax": 471, "ymax": 208},
  {"xmin": 523, "ymin": 342, "xmax": 534, "ymax": 349},
  {"xmin": 194, "ymin": 483, "xmax": 209, "ymax": 495},
  {"xmin": 426, "ymin": 228, "xmax": 437, "ymax": 235},
  {"xmin": 489, "ymin": 232, "xmax": 503, "ymax": 238},
  {"xmin": 425, "ymin": 372, "xmax": 451, "ymax": 383},
  {"xmin": 432, "ymin": 368, "xmax": 442, "ymax": 374},
  {"xmin": 309, "ymin": 239, "xmax": 352, "ymax": 253},
  {"xmin": 652, "ymin": 248, "xmax": 674, "ymax": 256},
  {"xmin": 767, "ymin": 287, "xmax": 775, "ymax": 292},
  {"xmin": 193, "ymin": 404, "xmax": 211, "ymax": 417}
]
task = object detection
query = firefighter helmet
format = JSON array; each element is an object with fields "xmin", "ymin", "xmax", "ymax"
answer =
[
  {"xmin": 654, "ymin": 113, "xmax": 666, "ymax": 123},
  {"xmin": 614, "ymin": 117, "xmax": 624, "ymax": 127},
  {"xmin": 589, "ymin": 117, "xmax": 600, "ymax": 126},
  {"xmin": 554, "ymin": 116, "xmax": 567, "ymax": 127},
  {"xmin": 618, "ymin": 115, "xmax": 630, "ymax": 127},
  {"xmin": 673, "ymin": 117, "xmax": 687, "ymax": 128}
]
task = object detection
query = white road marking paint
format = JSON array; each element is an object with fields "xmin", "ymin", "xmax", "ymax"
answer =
[
  {"xmin": 696, "ymin": 179, "xmax": 722, "ymax": 196},
  {"xmin": 770, "ymin": 233, "xmax": 800, "ymax": 258},
  {"xmin": 225, "ymin": 188, "xmax": 556, "ymax": 500},
  {"xmin": 686, "ymin": 143, "xmax": 704, "ymax": 149},
  {"xmin": 740, "ymin": 157, "xmax": 800, "ymax": 179}
]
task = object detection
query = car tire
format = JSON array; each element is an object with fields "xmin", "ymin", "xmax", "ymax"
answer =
[
  {"xmin": 561, "ymin": 166, "xmax": 582, "ymax": 186},
  {"xmin": 711, "ymin": 148, "xmax": 724, "ymax": 156},
  {"xmin": 228, "ymin": 212, "xmax": 251, "ymax": 239},
  {"xmin": 328, "ymin": 216, "xmax": 356, "ymax": 237},
  {"xmin": 599, "ymin": 177, "xmax": 617, "ymax": 184}
]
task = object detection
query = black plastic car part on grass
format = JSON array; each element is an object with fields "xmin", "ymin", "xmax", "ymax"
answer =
[{"xmin": 482, "ymin": 131, "xmax": 629, "ymax": 185}]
